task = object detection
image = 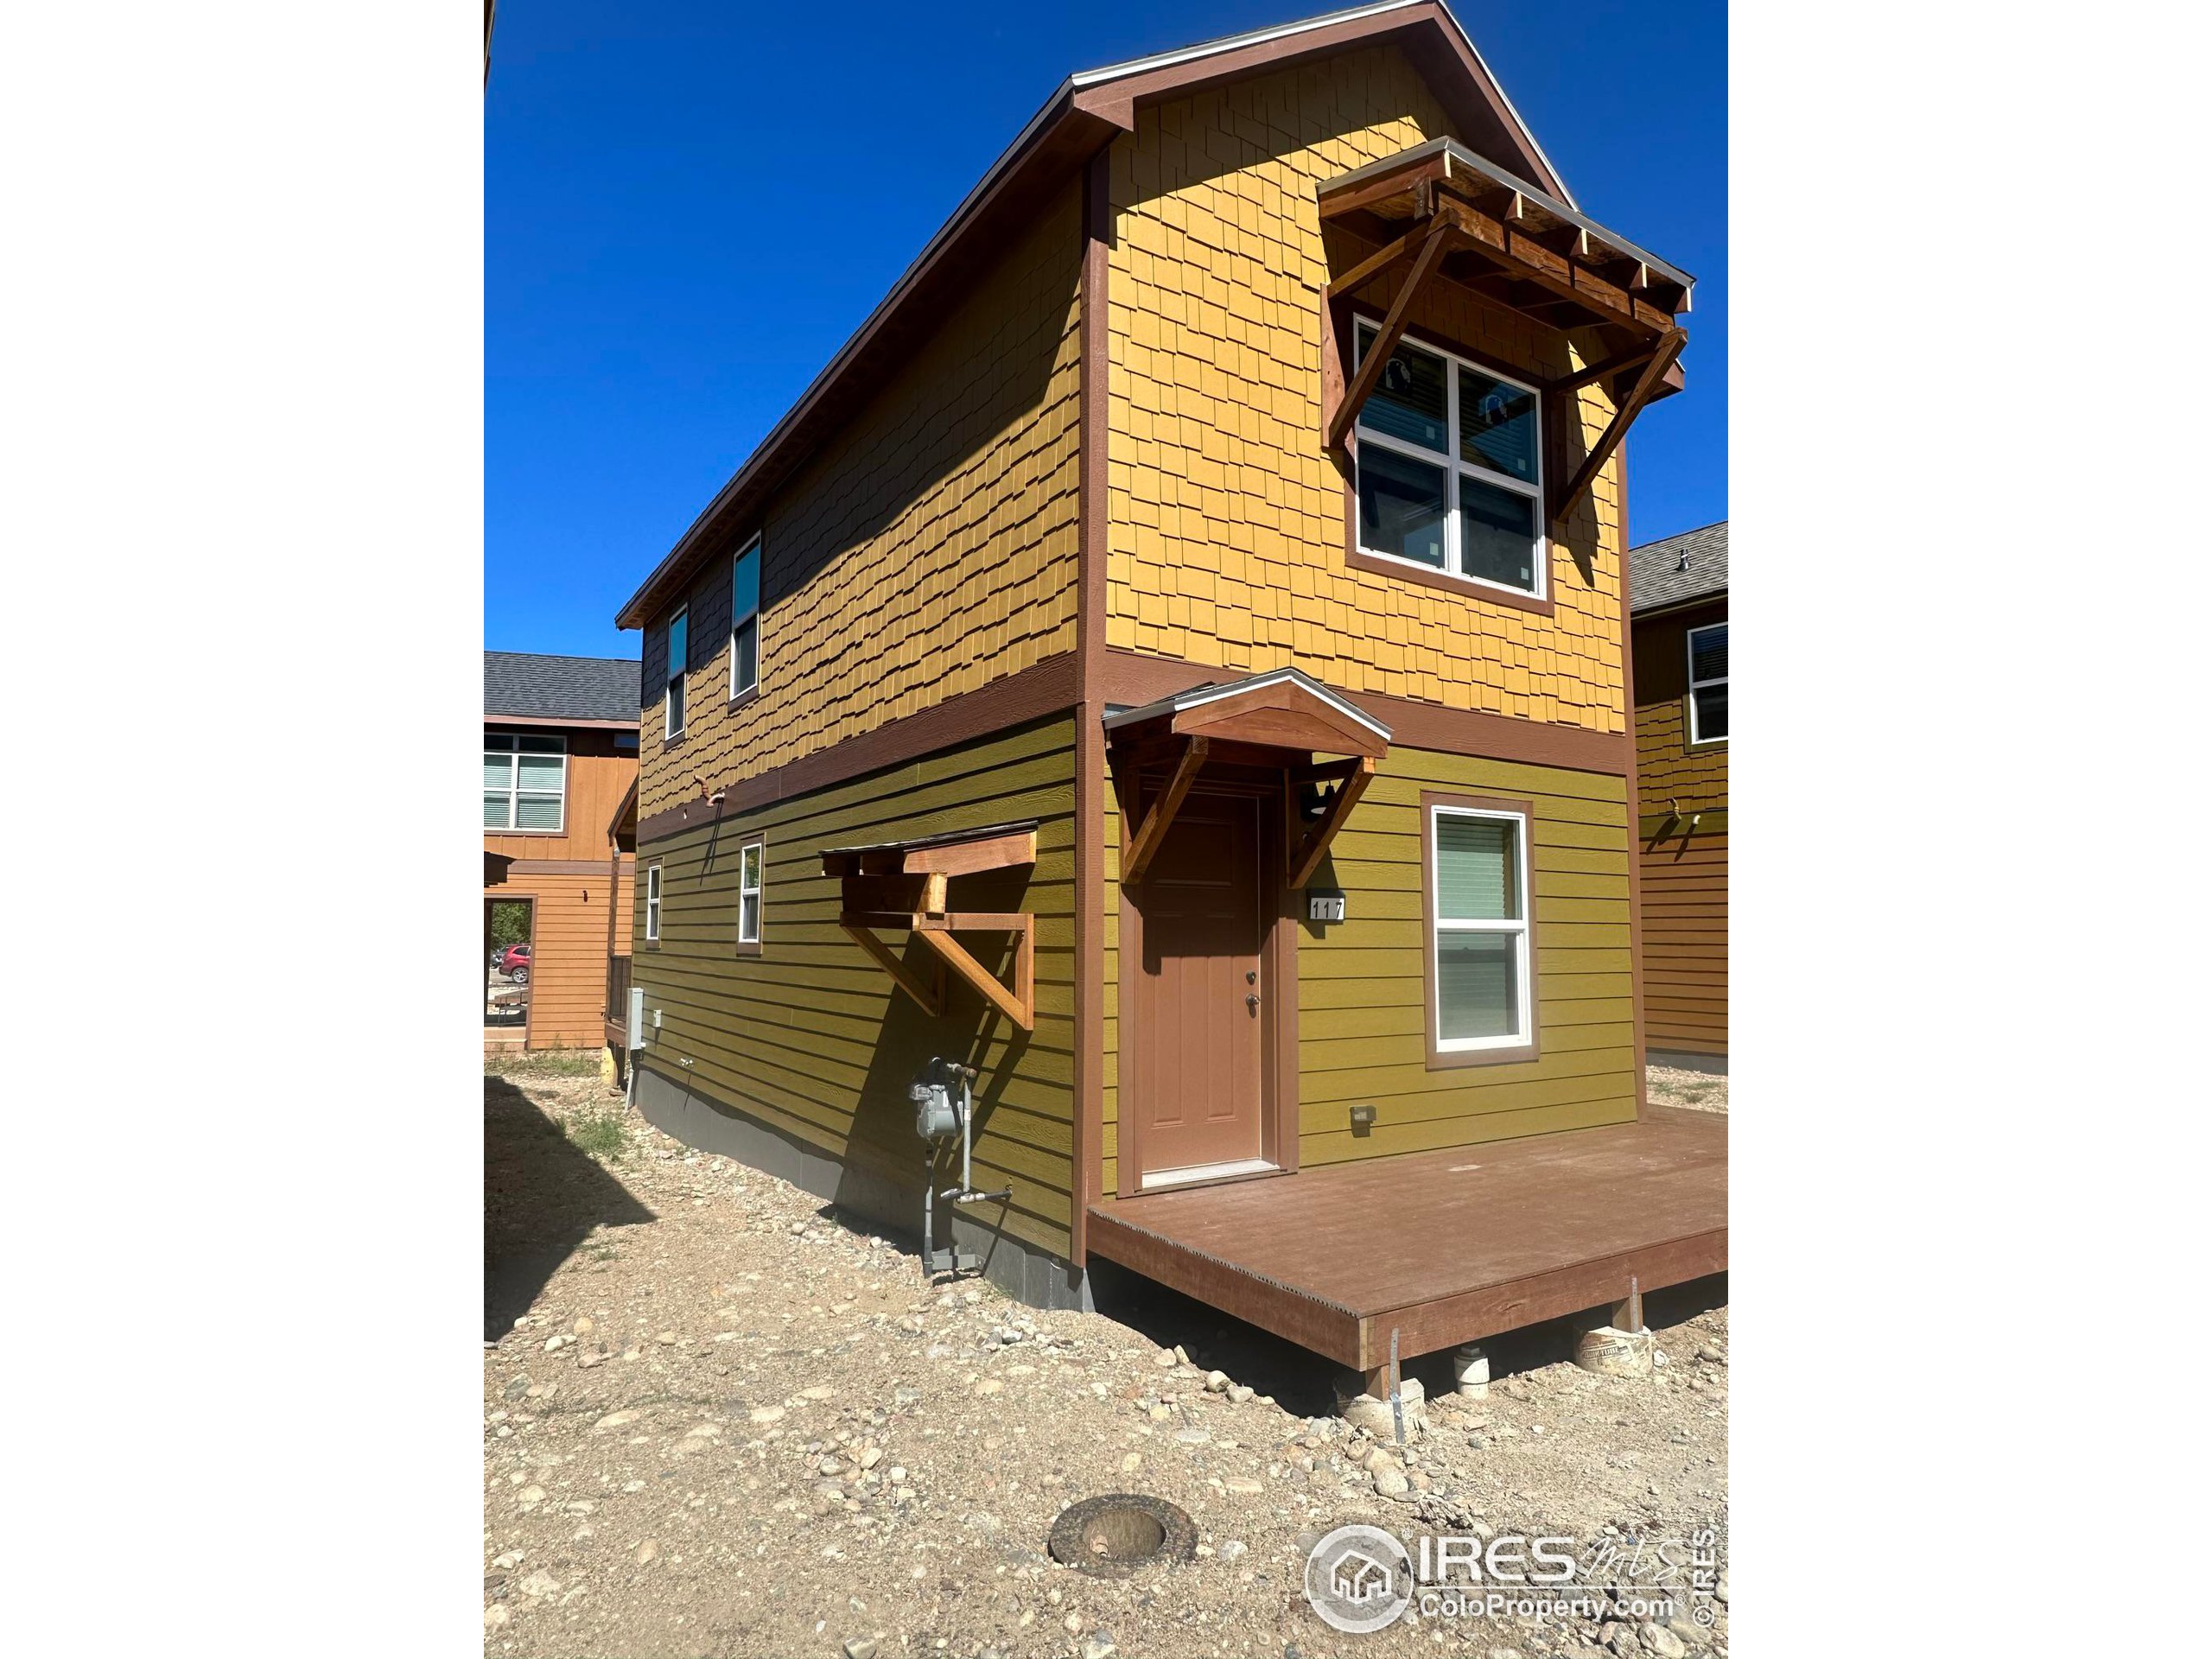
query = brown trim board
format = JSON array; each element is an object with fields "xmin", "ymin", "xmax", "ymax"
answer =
[
  {"xmin": 1615, "ymin": 474, "xmax": 1652, "ymax": 1116},
  {"xmin": 638, "ymin": 652, "xmax": 1081, "ymax": 845},
  {"xmin": 1070, "ymin": 142, "xmax": 1115, "ymax": 1268},
  {"xmin": 1098, "ymin": 649, "xmax": 1630, "ymax": 777}
]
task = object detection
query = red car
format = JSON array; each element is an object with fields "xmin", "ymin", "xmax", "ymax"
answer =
[{"xmin": 496, "ymin": 944, "xmax": 531, "ymax": 982}]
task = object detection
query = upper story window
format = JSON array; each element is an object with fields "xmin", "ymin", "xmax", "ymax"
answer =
[
  {"xmin": 483, "ymin": 732, "xmax": 566, "ymax": 832},
  {"xmin": 664, "ymin": 606, "xmax": 688, "ymax": 739},
  {"xmin": 1687, "ymin": 621, "xmax": 1728, "ymax": 744},
  {"xmin": 1353, "ymin": 321, "xmax": 1545, "ymax": 600},
  {"xmin": 731, "ymin": 537, "xmax": 760, "ymax": 699},
  {"xmin": 1428, "ymin": 803, "xmax": 1533, "ymax": 1052}
]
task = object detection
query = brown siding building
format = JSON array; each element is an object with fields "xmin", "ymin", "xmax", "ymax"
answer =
[
  {"xmin": 484, "ymin": 652, "xmax": 639, "ymax": 1052},
  {"xmin": 611, "ymin": 3, "xmax": 1724, "ymax": 1379},
  {"xmin": 1628, "ymin": 522, "xmax": 1727, "ymax": 1068}
]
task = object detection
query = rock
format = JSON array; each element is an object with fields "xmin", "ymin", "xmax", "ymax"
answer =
[
  {"xmin": 1120, "ymin": 1452, "xmax": 1142, "ymax": 1474},
  {"xmin": 634, "ymin": 1538, "xmax": 659, "ymax": 1565},
  {"xmin": 1639, "ymin": 1624, "xmax": 1687, "ymax": 1658},
  {"xmin": 515, "ymin": 1485, "xmax": 546, "ymax": 1510},
  {"xmin": 893, "ymin": 1387, "xmax": 921, "ymax": 1407},
  {"xmin": 842, "ymin": 1640, "xmax": 878, "ymax": 1659},
  {"xmin": 1174, "ymin": 1427, "xmax": 1210, "ymax": 1445},
  {"xmin": 748, "ymin": 1405, "xmax": 786, "ymax": 1425},
  {"xmin": 572, "ymin": 1316, "xmax": 594, "ymax": 1336},
  {"xmin": 1082, "ymin": 1633, "xmax": 1118, "ymax": 1659},
  {"xmin": 1173, "ymin": 1344, "xmax": 1190, "ymax": 1363},
  {"xmin": 1696, "ymin": 1345, "xmax": 1725, "ymax": 1364},
  {"xmin": 1205, "ymin": 1370, "xmax": 1230, "ymax": 1393},
  {"xmin": 800, "ymin": 1384, "xmax": 836, "ymax": 1400},
  {"xmin": 889, "ymin": 1466, "xmax": 908, "ymax": 1484},
  {"xmin": 518, "ymin": 1569, "xmax": 561, "ymax": 1599},
  {"xmin": 1338, "ymin": 1376, "xmax": 1426, "ymax": 1437},
  {"xmin": 593, "ymin": 1409, "xmax": 639, "ymax": 1430},
  {"xmin": 1219, "ymin": 1541, "xmax": 1249, "ymax": 1561},
  {"xmin": 1227, "ymin": 1384, "xmax": 1254, "ymax": 1404},
  {"xmin": 976, "ymin": 1379, "xmax": 1003, "ymax": 1396},
  {"xmin": 1372, "ymin": 1465, "xmax": 1409, "ymax": 1497},
  {"xmin": 858, "ymin": 1446, "xmax": 884, "ymax": 1470},
  {"xmin": 1153, "ymin": 1351, "xmax": 1177, "ymax": 1370},
  {"xmin": 484, "ymin": 1605, "xmax": 510, "ymax": 1629},
  {"xmin": 1224, "ymin": 1476, "xmax": 1263, "ymax": 1495},
  {"xmin": 657, "ymin": 1331, "xmax": 678, "ymax": 1345}
]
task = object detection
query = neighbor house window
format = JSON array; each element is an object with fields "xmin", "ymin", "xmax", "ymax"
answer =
[
  {"xmin": 737, "ymin": 838, "xmax": 764, "ymax": 946},
  {"xmin": 1428, "ymin": 803, "xmax": 1533, "ymax": 1051},
  {"xmin": 1687, "ymin": 621, "xmax": 1727, "ymax": 743},
  {"xmin": 483, "ymin": 732, "xmax": 566, "ymax": 831},
  {"xmin": 730, "ymin": 537, "xmax": 760, "ymax": 699},
  {"xmin": 1354, "ymin": 321, "xmax": 1544, "ymax": 598},
  {"xmin": 645, "ymin": 863, "xmax": 662, "ymax": 942},
  {"xmin": 664, "ymin": 607, "xmax": 688, "ymax": 739}
]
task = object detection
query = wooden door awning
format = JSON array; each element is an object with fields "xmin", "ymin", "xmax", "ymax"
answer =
[
  {"xmin": 823, "ymin": 822, "xmax": 1038, "ymax": 1030},
  {"xmin": 1317, "ymin": 136, "xmax": 1693, "ymax": 530},
  {"xmin": 1104, "ymin": 669, "xmax": 1389, "ymax": 889}
]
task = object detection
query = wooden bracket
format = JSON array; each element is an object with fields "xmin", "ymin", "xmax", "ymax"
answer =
[
  {"xmin": 1325, "ymin": 218, "xmax": 1453, "ymax": 455},
  {"xmin": 1548, "ymin": 327, "xmax": 1686, "ymax": 529},
  {"xmin": 1121, "ymin": 735, "xmax": 1209, "ymax": 885},
  {"xmin": 1288, "ymin": 754, "xmax": 1375, "ymax": 889},
  {"xmin": 912, "ymin": 914, "xmax": 1035, "ymax": 1031},
  {"xmin": 837, "ymin": 919, "xmax": 945, "ymax": 1018}
]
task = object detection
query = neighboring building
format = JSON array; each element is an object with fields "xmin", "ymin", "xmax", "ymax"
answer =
[
  {"xmin": 1628, "ymin": 522, "xmax": 1727, "ymax": 1069},
  {"xmin": 483, "ymin": 652, "xmax": 639, "ymax": 1052},
  {"xmin": 613, "ymin": 3, "xmax": 1724, "ymax": 1382}
]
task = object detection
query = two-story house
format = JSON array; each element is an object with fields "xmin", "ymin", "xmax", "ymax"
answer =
[
  {"xmin": 483, "ymin": 652, "xmax": 639, "ymax": 1052},
  {"xmin": 613, "ymin": 2, "xmax": 1724, "ymax": 1391},
  {"xmin": 1630, "ymin": 521, "xmax": 1727, "ymax": 1071}
]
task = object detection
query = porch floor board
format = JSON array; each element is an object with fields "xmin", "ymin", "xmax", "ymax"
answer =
[{"xmin": 1084, "ymin": 1107, "xmax": 1726, "ymax": 1371}]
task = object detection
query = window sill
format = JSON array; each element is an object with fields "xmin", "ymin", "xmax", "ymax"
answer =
[
  {"xmin": 734, "ymin": 938, "xmax": 762, "ymax": 958},
  {"xmin": 660, "ymin": 732, "xmax": 686, "ymax": 753},
  {"xmin": 1346, "ymin": 550, "xmax": 1554, "ymax": 616},
  {"xmin": 728, "ymin": 683, "xmax": 761, "ymax": 714},
  {"xmin": 1426, "ymin": 1036, "xmax": 1541, "ymax": 1071}
]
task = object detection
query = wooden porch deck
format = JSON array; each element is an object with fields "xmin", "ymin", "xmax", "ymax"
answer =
[{"xmin": 1084, "ymin": 1107, "xmax": 1726, "ymax": 1373}]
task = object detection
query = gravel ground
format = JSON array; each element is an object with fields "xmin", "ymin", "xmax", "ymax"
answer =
[
  {"xmin": 485, "ymin": 1057, "xmax": 1729, "ymax": 1658},
  {"xmin": 1643, "ymin": 1067, "xmax": 1727, "ymax": 1116}
]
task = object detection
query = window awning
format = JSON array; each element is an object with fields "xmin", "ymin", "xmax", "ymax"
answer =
[
  {"xmin": 822, "ymin": 823, "xmax": 1039, "ymax": 1030},
  {"xmin": 1318, "ymin": 136, "xmax": 1692, "ymax": 530}
]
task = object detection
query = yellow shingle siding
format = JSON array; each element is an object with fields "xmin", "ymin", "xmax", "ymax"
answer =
[
  {"xmin": 1103, "ymin": 46, "xmax": 1628, "ymax": 732},
  {"xmin": 639, "ymin": 183, "xmax": 1084, "ymax": 820}
]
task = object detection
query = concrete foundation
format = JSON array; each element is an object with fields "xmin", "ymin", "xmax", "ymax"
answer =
[
  {"xmin": 1648, "ymin": 1048, "xmax": 1727, "ymax": 1076},
  {"xmin": 1336, "ymin": 1375, "xmax": 1426, "ymax": 1438},
  {"xmin": 1451, "ymin": 1343, "xmax": 1490, "ymax": 1398},
  {"xmin": 632, "ymin": 1060, "xmax": 1093, "ymax": 1312},
  {"xmin": 1572, "ymin": 1322, "xmax": 1656, "ymax": 1378}
]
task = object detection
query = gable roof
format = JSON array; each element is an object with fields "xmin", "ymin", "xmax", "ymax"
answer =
[
  {"xmin": 615, "ymin": 3, "xmax": 1568, "ymax": 632},
  {"xmin": 1628, "ymin": 521, "xmax": 1727, "ymax": 614},
  {"xmin": 485, "ymin": 651, "xmax": 639, "ymax": 724}
]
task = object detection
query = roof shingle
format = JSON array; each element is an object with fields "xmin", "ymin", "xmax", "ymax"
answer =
[
  {"xmin": 484, "ymin": 652, "xmax": 639, "ymax": 724},
  {"xmin": 1628, "ymin": 520, "xmax": 1727, "ymax": 613}
]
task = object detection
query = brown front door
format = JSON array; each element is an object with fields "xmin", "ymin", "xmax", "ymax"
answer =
[{"xmin": 1130, "ymin": 789, "xmax": 1266, "ymax": 1179}]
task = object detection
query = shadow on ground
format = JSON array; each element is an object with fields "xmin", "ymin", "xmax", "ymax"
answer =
[
  {"xmin": 484, "ymin": 1077, "xmax": 657, "ymax": 1340},
  {"xmin": 1088, "ymin": 1262, "xmax": 1730, "ymax": 1417}
]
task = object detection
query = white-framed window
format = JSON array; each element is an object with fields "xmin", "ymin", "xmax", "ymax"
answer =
[
  {"xmin": 664, "ymin": 606, "xmax": 688, "ymax": 739},
  {"xmin": 1687, "ymin": 621, "xmax": 1727, "ymax": 744},
  {"xmin": 1353, "ymin": 320, "xmax": 1546, "ymax": 599},
  {"xmin": 1429, "ymin": 804, "xmax": 1533, "ymax": 1050},
  {"xmin": 730, "ymin": 537, "xmax": 760, "ymax": 699},
  {"xmin": 737, "ymin": 839, "xmax": 764, "ymax": 945},
  {"xmin": 483, "ymin": 732, "xmax": 567, "ymax": 831},
  {"xmin": 645, "ymin": 862, "xmax": 663, "ymax": 942}
]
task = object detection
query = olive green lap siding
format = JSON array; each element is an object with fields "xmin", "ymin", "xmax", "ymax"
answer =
[
  {"xmin": 1297, "ymin": 748, "xmax": 1637, "ymax": 1164},
  {"xmin": 633, "ymin": 715, "xmax": 1079, "ymax": 1259}
]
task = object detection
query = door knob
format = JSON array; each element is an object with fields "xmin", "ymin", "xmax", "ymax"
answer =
[{"xmin": 1246, "ymin": 992, "xmax": 1262, "ymax": 1013}]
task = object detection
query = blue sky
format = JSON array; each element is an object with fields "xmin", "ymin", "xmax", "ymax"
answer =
[{"xmin": 486, "ymin": 0, "xmax": 1725, "ymax": 659}]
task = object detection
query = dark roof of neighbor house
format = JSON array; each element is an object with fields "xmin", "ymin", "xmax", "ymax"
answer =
[
  {"xmin": 485, "ymin": 652, "xmax": 639, "ymax": 724},
  {"xmin": 1628, "ymin": 521, "xmax": 1727, "ymax": 614},
  {"xmin": 614, "ymin": 2, "xmax": 1569, "ymax": 631}
]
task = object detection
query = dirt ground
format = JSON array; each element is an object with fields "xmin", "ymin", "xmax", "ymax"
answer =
[
  {"xmin": 1643, "ymin": 1067, "xmax": 1728, "ymax": 1116},
  {"xmin": 485, "ymin": 1055, "xmax": 1728, "ymax": 1658}
]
